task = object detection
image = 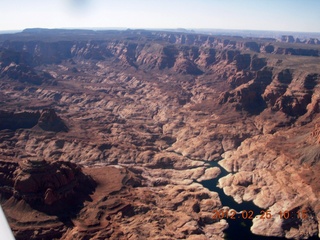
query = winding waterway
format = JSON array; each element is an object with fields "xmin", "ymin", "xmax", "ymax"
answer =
[{"xmin": 201, "ymin": 161, "xmax": 318, "ymax": 240}]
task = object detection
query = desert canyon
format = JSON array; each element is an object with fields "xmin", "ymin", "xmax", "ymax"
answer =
[{"xmin": 0, "ymin": 29, "xmax": 319, "ymax": 239}]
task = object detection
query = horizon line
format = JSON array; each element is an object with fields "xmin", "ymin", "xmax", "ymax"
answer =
[{"xmin": 1, "ymin": 27, "xmax": 320, "ymax": 36}]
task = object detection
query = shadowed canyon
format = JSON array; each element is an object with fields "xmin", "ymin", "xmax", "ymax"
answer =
[{"xmin": 0, "ymin": 29, "xmax": 319, "ymax": 239}]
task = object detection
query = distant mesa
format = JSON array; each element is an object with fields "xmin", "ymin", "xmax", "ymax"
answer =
[
  {"xmin": 281, "ymin": 35, "xmax": 295, "ymax": 43},
  {"xmin": 280, "ymin": 35, "xmax": 320, "ymax": 45}
]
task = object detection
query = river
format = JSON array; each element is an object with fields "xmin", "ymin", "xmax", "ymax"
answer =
[{"xmin": 201, "ymin": 161, "xmax": 318, "ymax": 240}]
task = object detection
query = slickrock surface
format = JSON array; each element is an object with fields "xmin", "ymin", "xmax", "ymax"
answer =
[{"xmin": 0, "ymin": 29, "xmax": 319, "ymax": 239}]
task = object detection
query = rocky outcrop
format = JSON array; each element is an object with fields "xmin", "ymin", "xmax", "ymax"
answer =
[
  {"xmin": 307, "ymin": 38, "xmax": 320, "ymax": 45},
  {"xmin": 174, "ymin": 58, "xmax": 203, "ymax": 75},
  {"xmin": 220, "ymin": 63, "xmax": 319, "ymax": 120},
  {"xmin": 275, "ymin": 47, "xmax": 319, "ymax": 57},
  {"xmin": 37, "ymin": 109, "xmax": 68, "ymax": 132},
  {"xmin": 0, "ymin": 48, "xmax": 54, "ymax": 85},
  {"xmin": 234, "ymin": 54, "xmax": 251, "ymax": 71},
  {"xmin": 1, "ymin": 41, "xmax": 74, "ymax": 65},
  {"xmin": 0, "ymin": 160, "xmax": 18, "ymax": 197},
  {"xmin": 262, "ymin": 69, "xmax": 293, "ymax": 108},
  {"xmin": 250, "ymin": 55, "xmax": 267, "ymax": 71},
  {"xmin": 0, "ymin": 157, "xmax": 97, "ymax": 239},
  {"xmin": 0, "ymin": 109, "xmax": 67, "ymax": 132},
  {"xmin": 219, "ymin": 67, "xmax": 273, "ymax": 114},
  {"xmin": 270, "ymin": 73, "xmax": 318, "ymax": 117},
  {"xmin": 0, "ymin": 62, "xmax": 52, "ymax": 85},
  {"xmin": 280, "ymin": 35, "xmax": 320, "ymax": 45},
  {"xmin": 0, "ymin": 158, "xmax": 95, "ymax": 207},
  {"xmin": 281, "ymin": 35, "xmax": 295, "ymax": 43}
]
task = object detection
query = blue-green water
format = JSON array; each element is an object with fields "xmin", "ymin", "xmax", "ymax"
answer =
[{"xmin": 201, "ymin": 161, "xmax": 319, "ymax": 240}]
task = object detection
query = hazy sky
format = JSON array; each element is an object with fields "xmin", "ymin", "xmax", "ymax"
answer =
[{"xmin": 1, "ymin": 0, "xmax": 320, "ymax": 32}]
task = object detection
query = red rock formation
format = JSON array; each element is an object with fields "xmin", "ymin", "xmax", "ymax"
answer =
[
  {"xmin": 275, "ymin": 47, "xmax": 319, "ymax": 56},
  {"xmin": 250, "ymin": 55, "xmax": 267, "ymax": 71},
  {"xmin": 37, "ymin": 109, "xmax": 68, "ymax": 132},
  {"xmin": 0, "ymin": 158, "xmax": 97, "ymax": 239},
  {"xmin": 0, "ymin": 109, "xmax": 67, "ymax": 132},
  {"xmin": 0, "ymin": 160, "xmax": 18, "ymax": 198},
  {"xmin": 0, "ymin": 48, "xmax": 54, "ymax": 85},
  {"xmin": 0, "ymin": 158, "xmax": 94, "ymax": 207}
]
